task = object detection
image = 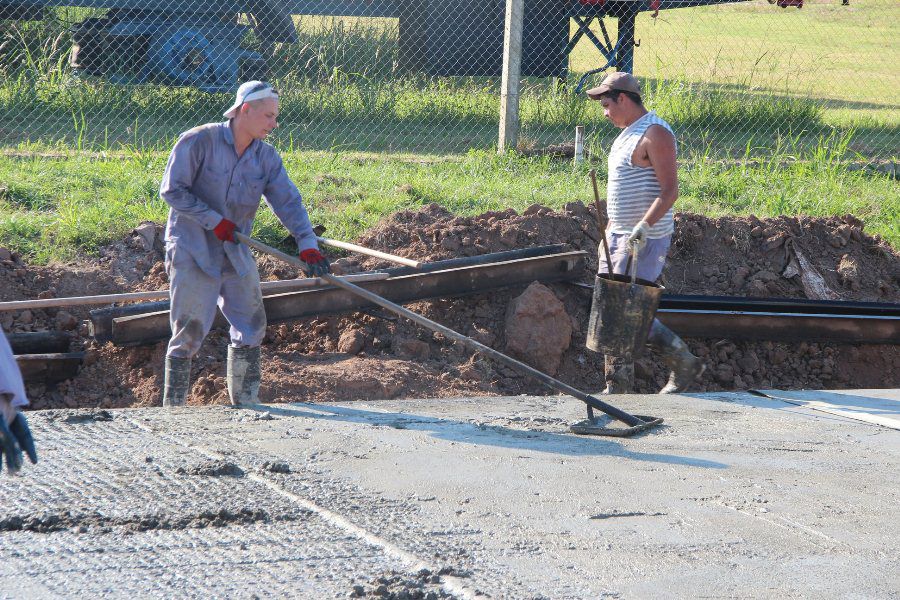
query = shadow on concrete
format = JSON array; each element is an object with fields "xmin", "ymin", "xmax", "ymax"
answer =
[{"xmin": 245, "ymin": 402, "xmax": 729, "ymax": 470}]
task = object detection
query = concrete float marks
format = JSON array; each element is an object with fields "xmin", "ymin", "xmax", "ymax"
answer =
[{"xmin": 1, "ymin": 390, "xmax": 899, "ymax": 599}]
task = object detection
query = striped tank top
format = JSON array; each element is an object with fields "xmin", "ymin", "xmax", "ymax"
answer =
[{"xmin": 607, "ymin": 111, "xmax": 676, "ymax": 238}]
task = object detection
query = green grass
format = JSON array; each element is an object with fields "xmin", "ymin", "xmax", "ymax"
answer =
[{"xmin": 0, "ymin": 134, "xmax": 896, "ymax": 264}]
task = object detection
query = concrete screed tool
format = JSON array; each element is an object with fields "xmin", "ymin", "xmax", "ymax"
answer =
[{"xmin": 235, "ymin": 232, "xmax": 663, "ymax": 437}]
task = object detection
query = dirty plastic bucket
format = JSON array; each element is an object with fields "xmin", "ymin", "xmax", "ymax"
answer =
[{"xmin": 586, "ymin": 273, "xmax": 663, "ymax": 357}]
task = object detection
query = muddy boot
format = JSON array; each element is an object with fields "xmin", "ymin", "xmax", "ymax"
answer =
[
  {"xmin": 603, "ymin": 354, "xmax": 634, "ymax": 394},
  {"xmin": 227, "ymin": 345, "xmax": 261, "ymax": 406},
  {"xmin": 162, "ymin": 356, "xmax": 191, "ymax": 407},
  {"xmin": 646, "ymin": 320, "xmax": 705, "ymax": 394}
]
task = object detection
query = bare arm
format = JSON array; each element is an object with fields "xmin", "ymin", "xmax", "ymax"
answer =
[{"xmin": 639, "ymin": 125, "xmax": 679, "ymax": 227}]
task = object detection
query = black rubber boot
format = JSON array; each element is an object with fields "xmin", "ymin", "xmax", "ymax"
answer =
[
  {"xmin": 646, "ymin": 320, "xmax": 705, "ymax": 394},
  {"xmin": 227, "ymin": 346, "xmax": 261, "ymax": 406},
  {"xmin": 603, "ymin": 353, "xmax": 634, "ymax": 394},
  {"xmin": 162, "ymin": 356, "xmax": 191, "ymax": 407}
]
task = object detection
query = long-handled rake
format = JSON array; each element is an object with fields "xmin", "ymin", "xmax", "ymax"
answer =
[{"xmin": 236, "ymin": 232, "xmax": 663, "ymax": 437}]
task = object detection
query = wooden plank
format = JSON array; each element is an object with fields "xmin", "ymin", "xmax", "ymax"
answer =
[{"xmin": 16, "ymin": 352, "xmax": 84, "ymax": 384}]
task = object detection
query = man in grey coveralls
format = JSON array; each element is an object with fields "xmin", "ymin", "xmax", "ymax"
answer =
[{"xmin": 159, "ymin": 81, "xmax": 331, "ymax": 407}]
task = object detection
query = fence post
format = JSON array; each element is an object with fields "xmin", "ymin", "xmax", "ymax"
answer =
[
  {"xmin": 574, "ymin": 125, "xmax": 585, "ymax": 165},
  {"xmin": 498, "ymin": 0, "xmax": 525, "ymax": 153}
]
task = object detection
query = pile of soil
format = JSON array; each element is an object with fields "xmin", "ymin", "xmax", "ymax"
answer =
[{"xmin": 2, "ymin": 204, "xmax": 898, "ymax": 411}]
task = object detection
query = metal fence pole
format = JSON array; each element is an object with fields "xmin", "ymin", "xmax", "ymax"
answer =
[{"xmin": 498, "ymin": 0, "xmax": 524, "ymax": 153}]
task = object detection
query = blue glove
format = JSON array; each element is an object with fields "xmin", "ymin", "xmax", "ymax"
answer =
[{"xmin": 0, "ymin": 412, "xmax": 37, "ymax": 474}]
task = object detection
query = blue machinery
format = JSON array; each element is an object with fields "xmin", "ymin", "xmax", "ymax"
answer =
[{"xmin": 1, "ymin": 0, "xmax": 796, "ymax": 91}]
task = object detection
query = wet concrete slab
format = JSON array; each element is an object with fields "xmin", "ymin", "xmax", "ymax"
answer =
[{"xmin": 2, "ymin": 390, "xmax": 898, "ymax": 599}]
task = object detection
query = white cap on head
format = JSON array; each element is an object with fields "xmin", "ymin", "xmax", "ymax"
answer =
[{"xmin": 223, "ymin": 81, "xmax": 279, "ymax": 118}]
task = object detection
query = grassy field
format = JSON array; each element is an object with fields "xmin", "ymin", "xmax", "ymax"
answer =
[
  {"xmin": 0, "ymin": 0, "xmax": 896, "ymax": 263},
  {"xmin": 570, "ymin": 0, "xmax": 899, "ymax": 127},
  {"xmin": 0, "ymin": 140, "xmax": 896, "ymax": 264}
]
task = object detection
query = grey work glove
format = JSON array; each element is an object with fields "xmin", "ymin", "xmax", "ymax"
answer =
[
  {"xmin": 0, "ymin": 411, "xmax": 37, "ymax": 474},
  {"xmin": 627, "ymin": 220, "xmax": 650, "ymax": 251}
]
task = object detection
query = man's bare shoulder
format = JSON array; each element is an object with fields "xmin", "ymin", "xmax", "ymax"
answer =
[{"xmin": 643, "ymin": 123, "xmax": 675, "ymax": 145}]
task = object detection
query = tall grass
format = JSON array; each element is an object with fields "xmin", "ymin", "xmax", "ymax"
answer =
[
  {"xmin": 0, "ymin": 10, "xmax": 869, "ymax": 156},
  {"xmin": 0, "ymin": 130, "xmax": 895, "ymax": 264}
]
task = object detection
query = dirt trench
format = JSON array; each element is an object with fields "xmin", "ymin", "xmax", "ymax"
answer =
[{"xmin": 1, "ymin": 204, "xmax": 898, "ymax": 411}]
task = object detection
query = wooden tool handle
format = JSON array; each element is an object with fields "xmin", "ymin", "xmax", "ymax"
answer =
[
  {"xmin": 589, "ymin": 169, "xmax": 614, "ymax": 277},
  {"xmin": 317, "ymin": 237, "xmax": 421, "ymax": 268}
]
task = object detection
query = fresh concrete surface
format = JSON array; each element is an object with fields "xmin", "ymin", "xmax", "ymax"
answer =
[{"xmin": 2, "ymin": 390, "xmax": 898, "ymax": 599}]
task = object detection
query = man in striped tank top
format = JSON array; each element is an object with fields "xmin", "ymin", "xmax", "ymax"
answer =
[{"xmin": 587, "ymin": 72, "xmax": 705, "ymax": 394}]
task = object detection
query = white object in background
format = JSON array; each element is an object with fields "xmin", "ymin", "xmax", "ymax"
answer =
[{"xmin": 574, "ymin": 125, "xmax": 585, "ymax": 165}]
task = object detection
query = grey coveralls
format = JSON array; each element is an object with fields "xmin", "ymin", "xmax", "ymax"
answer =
[
  {"xmin": 159, "ymin": 121, "xmax": 318, "ymax": 358},
  {"xmin": 0, "ymin": 330, "xmax": 28, "ymax": 410}
]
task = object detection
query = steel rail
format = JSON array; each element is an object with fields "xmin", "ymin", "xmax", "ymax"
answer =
[
  {"xmin": 95, "ymin": 251, "xmax": 587, "ymax": 346},
  {"xmin": 656, "ymin": 309, "xmax": 899, "ymax": 344},
  {"xmin": 568, "ymin": 283, "xmax": 900, "ymax": 344}
]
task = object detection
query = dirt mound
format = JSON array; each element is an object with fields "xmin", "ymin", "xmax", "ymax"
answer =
[{"xmin": 3, "ymin": 205, "xmax": 898, "ymax": 411}]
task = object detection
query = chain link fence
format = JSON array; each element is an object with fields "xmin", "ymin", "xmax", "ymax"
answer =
[{"xmin": 0, "ymin": 0, "xmax": 897, "ymax": 161}]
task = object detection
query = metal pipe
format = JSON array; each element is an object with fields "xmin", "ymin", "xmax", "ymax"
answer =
[
  {"xmin": 568, "ymin": 284, "xmax": 900, "ymax": 344},
  {"xmin": 382, "ymin": 244, "xmax": 568, "ymax": 276},
  {"xmin": 0, "ymin": 273, "xmax": 388, "ymax": 312},
  {"xmin": 317, "ymin": 237, "xmax": 421, "ymax": 268}
]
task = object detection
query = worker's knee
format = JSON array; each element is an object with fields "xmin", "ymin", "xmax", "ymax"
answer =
[{"xmin": 168, "ymin": 318, "xmax": 207, "ymax": 358}]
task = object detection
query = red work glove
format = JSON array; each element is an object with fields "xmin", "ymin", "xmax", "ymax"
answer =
[
  {"xmin": 213, "ymin": 218, "xmax": 237, "ymax": 242},
  {"xmin": 299, "ymin": 248, "xmax": 331, "ymax": 277}
]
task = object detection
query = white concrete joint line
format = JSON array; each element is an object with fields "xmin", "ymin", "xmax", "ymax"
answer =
[
  {"xmin": 718, "ymin": 501, "xmax": 847, "ymax": 551},
  {"xmin": 125, "ymin": 416, "xmax": 479, "ymax": 600}
]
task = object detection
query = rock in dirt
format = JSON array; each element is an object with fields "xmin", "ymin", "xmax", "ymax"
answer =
[
  {"xmin": 837, "ymin": 254, "xmax": 861, "ymax": 290},
  {"xmin": 338, "ymin": 329, "xmax": 367, "ymax": 355},
  {"xmin": 132, "ymin": 222, "xmax": 161, "ymax": 252},
  {"xmin": 504, "ymin": 282, "xmax": 572, "ymax": 376},
  {"xmin": 260, "ymin": 460, "xmax": 291, "ymax": 474},
  {"xmin": 55, "ymin": 310, "xmax": 79, "ymax": 331},
  {"xmin": 394, "ymin": 337, "xmax": 431, "ymax": 361}
]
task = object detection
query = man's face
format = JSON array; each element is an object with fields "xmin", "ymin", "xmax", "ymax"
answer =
[
  {"xmin": 600, "ymin": 95, "xmax": 627, "ymax": 128},
  {"xmin": 241, "ymin": 97, "xmax": 279, "ymax": 140}
]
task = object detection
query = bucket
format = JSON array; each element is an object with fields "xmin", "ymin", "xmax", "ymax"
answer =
[{"xmin": 586, "ymin": 272, "xmax": 663, "ymax": 357}]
